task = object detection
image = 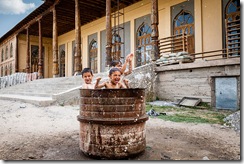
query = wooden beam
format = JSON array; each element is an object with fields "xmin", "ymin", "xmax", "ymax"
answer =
[
  {"xmin": 151, "ymin": 0, "xmax": 159, "ymax": 61},
  {"xmin": 38, "ymin": 19, "xmax": 44, "ymax": 79},
  {"xmin": 106, "ymin": 0, "xmax": 112, "ymax": 66},
  {"xmin": 75, "ymin": 0, "xmax": 82, "ymax": 73},
  {"xmin": 52, "ymin": 6, "xmax": 59, "ymax": 77},
  {"xmin": 26, "ymin": 27, "xmax": 30, "ymax": 73}
]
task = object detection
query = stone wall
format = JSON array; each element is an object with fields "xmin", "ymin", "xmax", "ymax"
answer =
[
  {"xmin": 154, "ymin": 58, "xmax": 240, "ymax": 107},
  {"xmin": 125, "ymin": 63, "xmax": 156, "ymax": 101}
]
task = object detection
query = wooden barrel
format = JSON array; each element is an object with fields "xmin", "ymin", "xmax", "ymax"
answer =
[{"xmin": 77, "ymin": 88, "xmax": 149, "ymax": 159}]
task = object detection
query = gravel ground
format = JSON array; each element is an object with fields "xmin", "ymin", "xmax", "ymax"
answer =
[{"xmin": 0, "ymin": 99, "xmax": 241, "ymax": 161}]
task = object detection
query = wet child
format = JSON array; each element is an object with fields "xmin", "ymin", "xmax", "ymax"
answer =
[
  {"xmin": 95, "ymin": 67, "xmax": 129, "ymax": 89},
  {"xmin": 81, "ymin": 68, "xmax": 95, "ymax": 89},
  {"xmin": 110, "ymin": 53, "xmax": 133, "ymax": 76}
]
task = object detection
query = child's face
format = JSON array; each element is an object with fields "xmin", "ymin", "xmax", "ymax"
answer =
[
  {"xmin": 82, "ymin": 72, "xmax": 93, "ymax": 84},
  {"xmin": 109, "ymin": 71, "xmax": 121, "ymax": 85},
  {"xmin": 115, "ymin": 62, "xmax": 122, "ymax": 69}
]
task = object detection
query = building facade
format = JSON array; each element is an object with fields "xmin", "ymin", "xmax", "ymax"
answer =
[{"xmin": 0, "ymin": 0, "xmax": 240, "ymax": 77}]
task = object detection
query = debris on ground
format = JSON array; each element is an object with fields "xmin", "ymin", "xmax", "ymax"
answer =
[
  {"xmin": 146, "ymin": 109, "xmax": 160, "ymax": 116},
  {"xmin": 223, "ymin": 110, "xmax": 240, "ymax": 133}
]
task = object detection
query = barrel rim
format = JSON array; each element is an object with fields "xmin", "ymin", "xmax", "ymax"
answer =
[{"xmin": 80, "ymin": 88, "xmax": 146, "ymax": 91}]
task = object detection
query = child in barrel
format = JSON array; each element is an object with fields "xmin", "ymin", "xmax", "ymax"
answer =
[
  {"xmin": 81, "ymin": 68, "xmax": 95, "ymax": 89},
  {"xmin": 95, "ymin": 67, "xmax": 129, "ymax": 89}
]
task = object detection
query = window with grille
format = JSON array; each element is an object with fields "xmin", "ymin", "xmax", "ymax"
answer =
[
  {"xmin": 1, "ymin": 49, "xmax": 3, "ymax": 62},
  {"xmin": 10, "ymin": 43, "xmax": 13, "ymax": 58},
  {"xmin": 89, "ymin": 40, "xmax": 97, "ymax": 73},
  {"xmin": 225, "ymin": 0, "xmax": 240, "ymax": 57},
  {"xmin": 5, "ymin": 46, "xmax": 8, "ymax": 60},
  {"xmin": 136, "ymin": 23, "xmax": 152, "ymax": 67},
  {"xmin": 111, "ymin": 33, "xmax": 122, "ymax": 61},
  {"xmin": 173, "ymin": 10, "xmax": 194, "ymax": 53}
]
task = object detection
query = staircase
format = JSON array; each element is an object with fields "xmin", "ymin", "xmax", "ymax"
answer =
[
  {"xmin": 0, "ymin": 64, "xmax": 155, "ymax": 106},
  {"xmin": 0, "ymin": 72, "xmax": 108, "ymax": 106}
]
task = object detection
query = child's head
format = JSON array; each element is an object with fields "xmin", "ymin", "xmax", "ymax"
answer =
[
  {"xmin": 109, "ymin": 67, "xmax": 122, "ymax": 85},
  {"xmin": 110, "ymin": 60, "xmax": 122, "ymax": 69},
  {"xmin": 81, "ymin": 68, "xmax": 93, "ymax": 84}
]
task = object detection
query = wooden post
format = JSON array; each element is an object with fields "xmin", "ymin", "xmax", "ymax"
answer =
[
  {"xmin": 151, "ymin": 0, "xmax": 159, "ymax": 61},
  {"xmin": 106, "ymin": 0, "xmax": 112, "ymax": 66},
  {"xmin": 75, "ymin": 0, "xmax": 81, "ymax": 74},
  {"xmin": 182, "ymin": 32, "xmax": 185, "ymax": 52},
  {"xmin": 26, "ymin": 27, "xmax": 30, "ymax": 73},
  {"xmin": 15, "ymin": 34, "xmax": 19, "ymax": 73},
  {"xmin": 38, "ymin": 19, "xmax": 44, "ymax": 79},
  {"xmin": 52, "ymin": 6, "xmax": 59, "ymax": 77}
]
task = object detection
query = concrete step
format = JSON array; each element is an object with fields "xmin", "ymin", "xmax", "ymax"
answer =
[{"xmin": 0, "ymin": 94, "xmax": 54, "ymax": 107}]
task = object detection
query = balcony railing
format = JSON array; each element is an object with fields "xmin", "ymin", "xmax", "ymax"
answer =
[{"xmin": 158, "ymin": 33, "xmax": 188, "ymax": 55}]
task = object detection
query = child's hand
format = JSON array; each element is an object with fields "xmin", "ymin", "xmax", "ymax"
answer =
[
  {"xmin": 96, "ymin": 77, "xmax": 102, "ymax": 82},
  {"xmin": 123, "ymin": 79, "xmax": 129, "ymax": 85},
  {"xmin": 126, "ymin": 53, "xmax": 133, "ymax": 62},
  {"xmin": 125, "ymin": 53, "xmax": 133, "ymax": 62}
]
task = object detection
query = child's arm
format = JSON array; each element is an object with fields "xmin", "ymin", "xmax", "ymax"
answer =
[
  {"xmin": 94, "ymin": 77, "xmax": 106, "ymax": 89},
  {"xmin": 123, "ymin": 79, "xmax": 130, "ymax": 88},
  {"xmin": 120, "ymin": 53, "xmax": 133, "ymax": 74},
  {"xmin": 123, "ymin": 60, "xmax": 132, "ymax": 76},
  {"xmin": 123, "ymin": 53, "xmax": 133, "ymax": 75}
]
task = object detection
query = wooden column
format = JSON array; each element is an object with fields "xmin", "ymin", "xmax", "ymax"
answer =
[
  {"xmin": 26, "ymin": 27, "xmax": 30, "ymax": 73},
  {"xmin": 52, "ymin": 6, "xmax": 59, "ymax": 77},
  {"xmin": 151, "ymin": 0, "xmax": 159, "ymax": 61},
  {"xmin": 106, "ymin": 0, "xmax": 112, "ymax": 66},
  {"xmin": 15, "ymin": 34, "xmax": 19, "ymax": 73},
  {"xmin": 38, "ymin": 19, "xmax": 44, "ymax": 79},
  {"xmin": 75, "ymin": 0, "xmax": 81, "ymax": 73}
]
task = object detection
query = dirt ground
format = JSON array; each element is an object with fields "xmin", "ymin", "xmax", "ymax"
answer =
[{"xmin": 0, "ymin": 99, "xmax": 241, "ymax": 161}]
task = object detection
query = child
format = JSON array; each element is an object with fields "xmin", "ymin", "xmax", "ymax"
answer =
[
  {"xmin": 95, "ymin": 67, "xmax": 129, "ymax": 89},
  {"xmin": 81, "ymin": 68, "xmax": 95, "ymax": 89},
  {"xmin": 110, "ymin": 53, "xmax": 133, "ymax": 76}
]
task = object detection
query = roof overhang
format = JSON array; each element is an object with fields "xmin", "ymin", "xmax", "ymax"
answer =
[{"xmin": 0, "ymin": 0, "xmax": 142, "ymax": 42}]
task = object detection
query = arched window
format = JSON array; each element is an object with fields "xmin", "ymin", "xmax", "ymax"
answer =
[
  {"xmin": 1, "ymin": 49, "xmax": 4, "ymax": 62},
  {"xmin": 173, "ymin": 10, "xmax": 195, "ymax": 53},
  {"xmin": 173, "ymin": 10, "xmax": 194, "ymax": 35},
  {"xmin": 136, "ymin": 23, "xmax": 152, "ymax": 67},
  {"xmin": 225, "ymin": 0, "xmax": 240, "ymax": 56},
  {"xmin": 5, "ymin": 46, "xmax": 8, "ymax": 60},
  {"xmin": 111, "ymin": 33, "xmax": 122, "ymax": 61},
  {"xmin": 226, "ymin": 0, "xmax": 240, "ymax": 20},
  {"xmin": 10, "ymin": 43, "xmax": 13, "ymax": 58},
  {"xmin": 89, "ymin": 40, "xmax": 98, "ymax": 73}
]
